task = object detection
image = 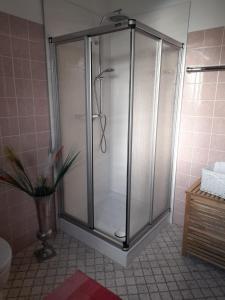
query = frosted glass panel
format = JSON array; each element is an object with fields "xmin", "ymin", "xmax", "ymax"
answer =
[
  {"xmin": 92, "ymin": 30, "xmax": 130, "ymax": 239},
  {"xmin": 130, "ymin": 33, "xmax": 158, "ymax": 238},
  {"xmin": 152, "ymin": 42, "xmax": 179, "ymax": 220},
  {"xmin": 57, "ymin": 41, "xmax": 88, "ymax": 223}
]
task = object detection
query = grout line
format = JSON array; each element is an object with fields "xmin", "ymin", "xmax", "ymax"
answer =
[{"xmin": 207, "ymin": 29, "xmax": 225, "ymax": 166}]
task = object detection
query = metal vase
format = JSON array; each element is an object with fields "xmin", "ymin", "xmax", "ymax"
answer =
[
  {"xmin": 34, "ymin": 195, "xmax": 56, "ymax": 262},
  {"xmin": 36, "ymin": 195, "xmax": 52, "ymax": 237}
]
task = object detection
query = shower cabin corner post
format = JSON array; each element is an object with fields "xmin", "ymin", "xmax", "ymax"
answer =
[
  {"xmin": 47, "ymin": 38, "xmax": 65, "ymax": 225},
  {"xmin": 84, "ymin": 36, "xmax": 94, "ymax": 229},
  {"xmin": 124, "ymin": 23, "xmax": 136, "ymax": 250},
  {"xmin": 170, "ymin": 45, "xmax": 185, "ymax": 224}
]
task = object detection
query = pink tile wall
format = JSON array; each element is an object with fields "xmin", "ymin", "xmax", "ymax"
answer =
[
  {"xmin": 173, "ymin": 27, "xmax": 225, "ymax": 226},
  {"xmin": 0, "ymin": 12, "xmax": 50, "ymax": 252}
]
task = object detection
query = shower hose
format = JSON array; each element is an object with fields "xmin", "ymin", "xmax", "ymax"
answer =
[{"xmin": 94, "ymin": 77, "xmax": 107, "ymax": 153}]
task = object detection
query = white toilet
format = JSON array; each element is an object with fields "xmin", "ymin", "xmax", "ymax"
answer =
[{"xmin": 0, "ymin": 238, "xmax": 12, "ymax": 300}]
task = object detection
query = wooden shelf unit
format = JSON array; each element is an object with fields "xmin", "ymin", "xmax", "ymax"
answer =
[{"xmin": 182, "ymin": 179, "xmax": 225, "ymax": 269}]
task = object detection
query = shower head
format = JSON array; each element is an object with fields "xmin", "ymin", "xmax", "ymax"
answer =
[
  {"xmin": 95, "ymin": 68, "xmax": 114, "ymax": 80},
  {"xmin": 108, "ymin": 9, "xmax": 128, "ymax": 23},
  {"xmin": 99, "ymin": 9, "xmax": 128, "ymax": 25}
]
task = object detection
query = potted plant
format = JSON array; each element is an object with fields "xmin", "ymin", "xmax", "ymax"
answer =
[{"xmin": 0, "ymin": 146, "xmax": 79, "ymax": 262}]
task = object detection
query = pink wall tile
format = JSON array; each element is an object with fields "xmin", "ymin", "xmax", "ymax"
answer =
[
  {"xmin": 35, "ymin": 115, "xmax": 49, "ymax": 132},
  {"xmin": 197, "ymin": 83, "xmax": 216, "ymax": 100},
  {"xmin": 174, "ymin": 27, "xmax": 225, "ymax": 227},
  {"xmin": 211, "ymin": 134, "xmax": 225, "ymax": 152},
  {"xmin": 216, "ymin": 83, "xmax": 225, "ymax": 100},
  {"xmin": 221, "ymin": 46, "xmax": 225, "ymax": 65},
  {"xmin": 176, "ymin": 160, "xmax": 191, "ymax": 175},
  {"xmin": 11, "ymin": 37, "xmax": 29, "ymax": 59},
  {"xmin": 191, "ymin": 147, "xmax": 208, "ymax": 164},
  {"xmin": 192, "ymin": 132, "xmax": 211, "ymax": 148},
  {"xmin": 218, "ymin": 71, "xmax": 225, "ymax": 82},
  {"xmin": 21, "ymin": 150, "xmax": 37, "ymax": 167},
  {"xmin": 179, "ymin": 115, "xmax": 194, "ymax": 131},
  {"xmin": 0, "ymin": 35, "xmax": 11, "ymax": 56},
  {"xmin": 193, "ymin": 116, "xmax": 212, "ymax": 133},
  {"xmin": 202, "ymin": 47, "xmax": 221, "ymax": 66},
  {"xmin": 0, "ymin": 117, "xmax": 19, "ymax": 136},
  {"xmin": 214, "ymin": 101, "xmax": 225, "ymax": 117},
  {"xmin": 187, "ymin": 30, "xmax": 204, "ymax": 48},
  {"xmin": 17, "ymin": 98, "xmax": 34, "ymax": 116},
  {"xmin": 37, "ymin": 132, "xmax": 50, "ymax": 148},
  {"xmin": 177, "ymin": 145, "xmax": 192, "ymax": 162},
  {"xmin": 15, "ymin": 78, "xmax": 32, "ymax": 97},
  {"xmin": 32, "ymin": 80, "xmax": 48, "ymax": 98},
  {"xmin": 31, "ymin": 61, "xmax": 47, "ymax": 80},
  {"xmin": 29, "ymin": 41, "xmax": 45, "ymax": 61},
  {"xmin": 20, "ymin": 133, "xmax": 37, "ymax": 151},
  {"xmin": 2, "ymin": 57, "xmax": 13, "ymax": 76},
  {"xmin": 0, "ymin": 99, "xmax": 8, "ymax": 117},
  {"xmin": 212, "ymin": 118, "xmax": 225, "ymax": 134},
  {"xmin": 2, "ymin": 135, "xmax": 21, "ymax": 152},
  {"xmin": 0, "ymin": 76, "xmax": 4, "ymax": 97},
  {"xmin": 4, "ymin": 77, "xmax": 15, "ymax": 97},
  {"xmin": 182, "ymin": 100, "xmax": 214, "ymax": 116},
  {"xmin": 204, "ymin": 27, "xmax": 223, "ymax": 46},
  {"xmin": 37, "ymin": 147, "xmax": 49, "ymax": 165},
  {"xmin": 6, "ymin": 98, "xmax": 17, "ymax": 116},
  {"xmin": 34, "ymin": 97, "xmax": 49, "ymax": 115},
  {"xmin": 195, "ymin": 71, "xmax": 218, "ymax": 83},
  {"xmin": 28, "ymin": 21, "xmax": 44, "ymax": 42},
  {"xmin": 10, "ymin": 15, "xmax": 28, "ymax": 39},
  {"xmin": 175, "ymin": 173, "xmax": 190, "ymax": 189},
  {"xmin": 190, "ymin": 163, "xmax": 205, "ymax": 177},
  {"xmin": 186, "ymin": 48, "xmax": 204, "ymax": 66},
  {"xmin": 0, "ymin": 12, "xmax": 9, "ymax": 35},
  {"xmin": 208, "ymin": 150, "xmax": 225, "ymax": 164},
  {"xmin": 19, "ymin": 116, "xmax": 35, "ymax": 134},
  {"xmin": 13, "ymin": 58, "xmax": 31, "ymax": 78}
]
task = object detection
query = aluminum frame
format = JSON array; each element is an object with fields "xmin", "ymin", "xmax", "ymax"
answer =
[
  {"xmin": 149, "ymin": 39, "xmax": 163, "ymax": 224},
  {"xmin": 124, "ymin": 25, "xmax": 135, "ymax": 249},
  {"xmin": 84, "ymin": 36, "xmax": 94, "ymax": 229},
  {"xmin": 50, "ymin": 19, "xmax": 183, "ymax": 251},
  {"xmin": 51, "ymin": 19, "xmax": 183, "ymax": 49}
]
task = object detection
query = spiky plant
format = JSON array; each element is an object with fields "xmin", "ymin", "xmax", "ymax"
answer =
[{"xmin": 0, "ymin": 146, "xmax": 79, "ymax": 199}]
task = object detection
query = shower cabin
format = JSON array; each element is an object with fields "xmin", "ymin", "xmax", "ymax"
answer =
[{"xmin": 49, "ymin": 18, "xmax": 182, "ymax": 264}]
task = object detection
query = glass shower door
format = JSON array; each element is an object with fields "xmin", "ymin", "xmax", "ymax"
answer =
[
  {"xmin": 152, "ymin": 42, "xmax": 180, "ymax": 221},
  {"xmin": 92, "ymin": 30, "xmax": 130, "ymax": 239},
  {"xmin": 56, "ymin": 40, "xmax": 88, "ymax": 224},
  {"xmin": 129, "ymin": 32, "xmax": 158, "ymax": 238}
]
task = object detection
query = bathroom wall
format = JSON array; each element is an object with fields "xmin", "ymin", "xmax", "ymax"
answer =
[
  {"xmin": 173, "ymin": 26, "xmax": 225, "ymax": 225},
  {"xmin": 0, "ymin": 11, "xmax": 50, "ymax": 252}
]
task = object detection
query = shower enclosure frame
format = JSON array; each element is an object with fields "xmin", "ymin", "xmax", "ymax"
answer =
[{"xmin": 49, "ymin": 19, "xmax": 183, "ymax": 251}]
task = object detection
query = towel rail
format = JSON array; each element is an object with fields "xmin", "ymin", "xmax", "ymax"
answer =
[{"xmin": 186, "ymin": 65, "xmax": 225, "ymax": 73}]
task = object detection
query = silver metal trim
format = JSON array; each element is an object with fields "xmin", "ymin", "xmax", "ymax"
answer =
[
  {"xmin": 52, "ymin": 21, "xmax": 129, "ymax": 44},
  {"xmin": 170, "ymin": 45, "xmax": 187, "ymax": 224},
  {"xmin": 129, "ymin": 209, "xmax": 170, "ymax": 247},
  {"xmin": 149, "ymin": 39, "xmax": 163, "ymax": 224},
  {"xmin": 85, "ymin": 36, "xmax": 94, "ymax": 229},
  {"xmin": 135, "ymin": 21, "xmax": 183, "ymax": 48},
  {"xmin": 125, "ymin": 27, "xmax": 135, "ymax": 248},
  {"xmin": 186, "ymin": 65, "xmax": 225, "ymax": 72},
  {"xmin": 61, "ymin": 214, "xmax": 123, "ymax": 249},
  {"xmin": 166, "ymin": 44, "xmax": 183, "ymax": 216},
  {"xmin": 51, "ymin": 19, "xmax": 182, "ymax": 49}
]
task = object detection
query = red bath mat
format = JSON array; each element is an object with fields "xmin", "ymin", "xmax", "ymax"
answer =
[{"xmin": 44, "ymin": 270, "xmax": 121, "ymax": 300}]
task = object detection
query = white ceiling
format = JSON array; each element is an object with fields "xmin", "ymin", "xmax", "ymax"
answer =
[{"xmin": 68, "ymin": 0, "xmax": 188, "ymax": 16}]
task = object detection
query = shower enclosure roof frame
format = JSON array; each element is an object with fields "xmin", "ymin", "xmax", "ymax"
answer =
[{"xmin": 51, "ymin": 19, "xmax": 183, "ymax": 49}]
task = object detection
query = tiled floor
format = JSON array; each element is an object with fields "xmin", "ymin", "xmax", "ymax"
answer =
[{"xmin": 3, "ymin": 224, "xmax": 225, "ymax": 300}]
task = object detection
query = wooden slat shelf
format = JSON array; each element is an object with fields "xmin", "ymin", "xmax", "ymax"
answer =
[{"xmin": 182, "ymin": 179, "xmax": 225, "ymax": 270}]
